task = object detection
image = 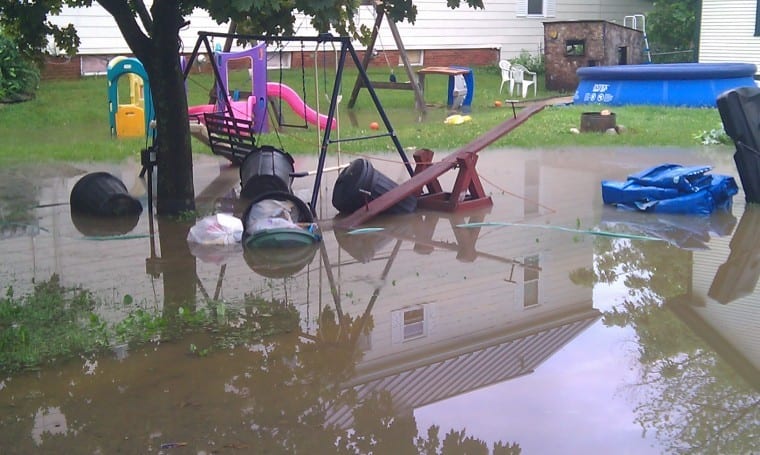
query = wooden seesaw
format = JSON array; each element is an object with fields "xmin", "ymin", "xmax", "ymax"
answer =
[{"xmin": 334, "ymin": 100, "xmax": 551, "ymax": 230}]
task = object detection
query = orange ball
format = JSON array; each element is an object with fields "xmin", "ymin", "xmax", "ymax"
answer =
[
  {"xmin": 494, "ymin": 100, "xmax": 503, "ymax": 107},
  {"xmin": 369, "ymin": 121, "xmax": 380, "ymax": 130}
]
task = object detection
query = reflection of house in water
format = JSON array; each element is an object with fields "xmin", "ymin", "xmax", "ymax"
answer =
[
  {"xmin": 309, "ymin": 152, "xmax": 605, "ymax": 427},
  {"xmin": 667, "ymin": 202, "xmax": 760, "ymax": 389},
  {"xmin": 327, "ymin": 302, "xmax": 600, "ymax": 428}
]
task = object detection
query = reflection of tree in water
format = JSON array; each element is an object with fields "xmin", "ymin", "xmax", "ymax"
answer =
[
  {"xmin": 347, "ymin": 391, "xmax": 521, "ymax": 455},
  {"xmin": 572, "ymin": 238, "xmax": 759, "ymax": 454},
  {"xmin": 572, "ymin": 237, "xmax": 692, "ymax": 302}
]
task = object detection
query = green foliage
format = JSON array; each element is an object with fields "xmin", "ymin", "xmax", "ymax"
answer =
[
  {"xmin": 694, "ymin": 124, "xmax": 731, "ymax": 145},
  {"xmin": 509, "ymin": 49, "xmax": 544, "ymax": 75},
  {"xmin": 647, "ymin": 0, "xmax": 699, "ymax": 62},
  {"xmin": 0, "ymin": 275, "xmax": 109, "ymax": 373},
  {"xmin": 0, "ymin": 33, "xmax": 40, "ymax": 102},
  {"xmin": 0, "ymin": 274, "xmax": 303, "ymax": 374},
  {"xmin": 0, "ymin": 0, "xmax": 81, "ymax": 60}
]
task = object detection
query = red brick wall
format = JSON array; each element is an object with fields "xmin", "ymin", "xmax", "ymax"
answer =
[
  {"xmin": 41, "ymin": 55, "xmax": 82, "ymax": 80},
  {"xmin": 41, "ymin": 48, "xmax": 499, "ymax": 80},
  {"xmin": 293, "ymin": 48, "xmax": 498, "ymax": 69}
]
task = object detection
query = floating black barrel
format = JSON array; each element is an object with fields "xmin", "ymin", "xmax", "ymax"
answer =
[
  {"xmin": 70, "ymin": 172, "xmax": 142, "ymax": 216},
  {"xmin": 331, "ymin": 158, "xmax": 416, "ymax": 215},
  {"xmin": 239, "ymin": 145, "xmax": 295, "ymax": 199}
]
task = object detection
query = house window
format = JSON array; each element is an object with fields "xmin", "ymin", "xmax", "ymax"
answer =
[
  {"xmin": 518, "ymin": 0, "xmax": 555, "ymax": 18},
  {"xmin": 566, "ymin": 39, "xmax": 586, "ymax": 57},
  {"xmin": 523, "ymin": 254, "xmax": 540, "ymax": 308},
  {"xmin": 266, "ymin": 51, "xmax": 291, "ymax": 70},
  {"xmin": 617, "ymin": 46, "xmax": 628, "ymax": 65},
  {"xmin": 528, "ymin": 0, "xmax": 543, "ymax": 15},
  {"xmin": 399, "ymin": 49, "xmax": 423, "ymax": 67}
]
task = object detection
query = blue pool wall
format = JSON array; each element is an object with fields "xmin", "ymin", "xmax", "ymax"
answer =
[{"xmin": 573, "ymin": 63, "xmax": 758, "ymax": 108}]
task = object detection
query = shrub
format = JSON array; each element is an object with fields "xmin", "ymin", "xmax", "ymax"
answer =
[
  {"xmin": 509, "ymin": 49, "xmax": 545, "ymax": 75},
  {"xmin": 0, "ymin": 33, "xmax": 40, "ymax": 103}
]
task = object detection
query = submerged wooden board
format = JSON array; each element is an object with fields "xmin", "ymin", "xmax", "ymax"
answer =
[{"xmin": 334, "ymin": 101, "xmax": 549, "ymax": 229}]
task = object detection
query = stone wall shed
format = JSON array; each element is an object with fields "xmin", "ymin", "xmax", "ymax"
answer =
[{"xmin": 543, "ymin": 20, "xmax": 644, "ymax": 92}]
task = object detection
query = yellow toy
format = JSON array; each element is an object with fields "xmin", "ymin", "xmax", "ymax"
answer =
[
  {"xmin": 107, "ymin": 56, "xmax": 153, "ymax": 138},
  {"xmin": 444, "ymin": 114, "xmax": 472, "ymax": 125}
]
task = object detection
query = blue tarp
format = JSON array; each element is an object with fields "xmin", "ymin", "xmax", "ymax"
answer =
[{"xmin": 602, "ymin": 164, "xmax": 739, "ymax": 215}]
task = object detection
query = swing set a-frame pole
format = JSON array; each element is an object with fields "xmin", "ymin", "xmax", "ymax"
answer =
[
  {"xmin": 310, "ymin": 36, "xmax": 414, "ymax": 213},
  {"xmin": 346, "ymin": 2, "xmax": 425, "ymax": 112}
]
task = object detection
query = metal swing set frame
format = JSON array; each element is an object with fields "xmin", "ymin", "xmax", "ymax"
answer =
[{"xmin": 182, "ymin": 31, "xmax": 415, "ymax": 214}]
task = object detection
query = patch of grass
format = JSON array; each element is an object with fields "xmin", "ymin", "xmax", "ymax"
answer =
[
  {"xmin": 0, "ymin": 275, "xmax": 110, "ymax": 372},
  {"xmin": 0, "ymin": 65, "xmax": 730, "ymax": 167},
  {"xmin": 0, "ymin": 275, "xmax": 300, "ymax": 374}
]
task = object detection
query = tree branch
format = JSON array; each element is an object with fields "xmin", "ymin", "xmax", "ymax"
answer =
[{"xmin": 95, "ymin": 0, "xmax": 151, "ymax": 56}]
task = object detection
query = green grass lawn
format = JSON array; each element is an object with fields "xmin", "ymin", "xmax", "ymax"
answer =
[{"xmin": 0, "ymin": 65, "xmax": 731, "ymax": 166}]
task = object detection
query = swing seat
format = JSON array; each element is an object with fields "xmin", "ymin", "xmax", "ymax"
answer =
[{"xmin": 204, "ymin": 112, "xmax": 257, "ymax": 166}]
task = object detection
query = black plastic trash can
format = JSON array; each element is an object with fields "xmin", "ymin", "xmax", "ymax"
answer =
[
  {"xmin": 70, "ymin": 172, "xmax": 143, "ymax": 216},
  {"xmin": 331, "ymin": 158, "xmax": 417, "ymax": 215},
  {"xmin": 717, "ymin": 86, "xmax": 760, "ymax": 203},
  {"xmin": 239, "ymin": 145, "xmax": 295, "ymax": 199}
]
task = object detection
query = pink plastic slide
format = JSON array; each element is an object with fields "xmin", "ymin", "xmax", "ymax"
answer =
[
  {"xmin": 265, "ymin": 82, "xmax": 336, "ymax": 130},
  {"xmin": 187, "ymin": 82, "xmax": 335, "ymax": 130}
]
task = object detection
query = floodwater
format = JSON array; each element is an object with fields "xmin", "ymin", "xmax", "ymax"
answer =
[{"xmin": 1, "ymin": 146, "xmax": 758, "ymax": 454}]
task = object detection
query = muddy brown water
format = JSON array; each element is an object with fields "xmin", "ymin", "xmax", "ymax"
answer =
[{"xmin": 1, "ymin": 147, "xmax": 758, "ymax": 453}]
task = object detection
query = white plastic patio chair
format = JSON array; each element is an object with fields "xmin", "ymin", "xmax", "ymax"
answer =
[
  {"xmin": 498, "ymin": 60, "xmax": 512, "ymax": 94},
  {"xmin": 511, "ymin": 63, "xmax": 537, "ymax": 98}
]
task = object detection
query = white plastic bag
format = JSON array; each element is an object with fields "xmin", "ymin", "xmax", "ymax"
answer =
[
  {"xmin": 186, "ymin": 213, "xmax": 243, "ymax": 245},
  {"xmin": 245, "ymin": 199, "xmax": 300, "ymax": 233}
]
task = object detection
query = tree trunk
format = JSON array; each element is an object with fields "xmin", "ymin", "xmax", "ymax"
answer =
[
  {"xmin": 96, "ymin": 0, "xmax": 195, "ymax": 214},
  {"xmin": 141, "ymin": 2, "xmax": 196, "ymax": 216}
]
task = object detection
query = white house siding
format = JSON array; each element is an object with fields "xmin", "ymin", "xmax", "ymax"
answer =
[
  {"xmin": 385, "ymin": 0, "xmax": 651, "ymax": 61},
  {"xmin": 699, "ymin": 0, "xmax": 760, "ymax": 71},
  {"xmin": 48, "ymin": 0, "xmax": 650, "ymax": 71},
  {"xmin": 49, "ymin": 5, "xmax": 221, "ymax": 55}
]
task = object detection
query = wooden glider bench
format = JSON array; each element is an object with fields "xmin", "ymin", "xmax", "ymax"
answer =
[{"xmin": 203, "ymin": 112, "xmax": 257, "ymax": 166}]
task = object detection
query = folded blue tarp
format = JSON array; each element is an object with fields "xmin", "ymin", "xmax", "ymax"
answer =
[{"xmin": 602, "ymin": 164, "xmax": 738, "ymax": 215}]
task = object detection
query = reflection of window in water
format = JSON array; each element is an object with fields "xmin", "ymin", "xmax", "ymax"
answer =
[
  {"xmin": 524, "ymin": 160, "xmax": 540, "ymax": 215},
  {"xmin": 403, "ymin": 307, "xmax": 425, "ymax": 340},
  {"xmin": 523, "ymin": 254, "xmax": 540, "ymax": 307},
  {"xmin": 392, "ymin": 305, "xmax": 434, "ymax": 344}
]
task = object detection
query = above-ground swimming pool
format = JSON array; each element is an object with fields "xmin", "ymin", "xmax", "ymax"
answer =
[{"xmin": 573, "ymin": 63, "xmax": 757, "ymax": 107}]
